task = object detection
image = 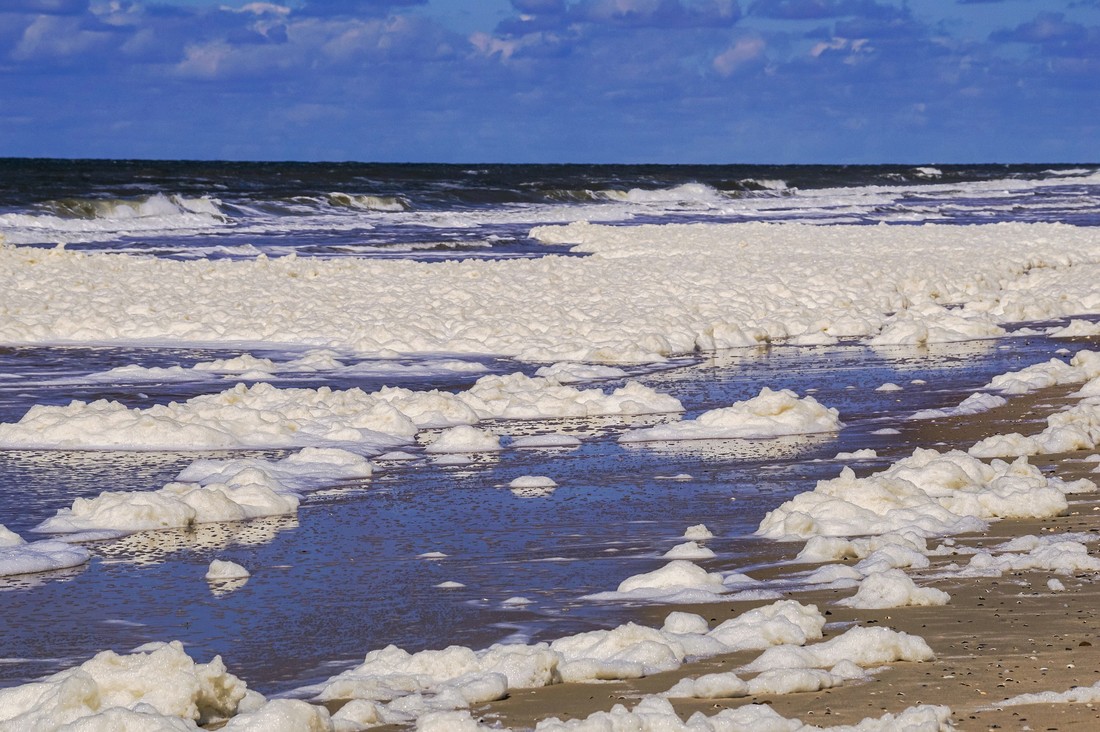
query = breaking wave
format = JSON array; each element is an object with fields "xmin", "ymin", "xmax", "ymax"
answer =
[{"xmin": 42, "ymin": 193, "xmax": 226, "ymax": 221}]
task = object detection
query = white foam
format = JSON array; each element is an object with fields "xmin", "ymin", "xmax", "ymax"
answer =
[
  {"xmin": 508, "ymin": 476, "xmax": 557, "ymax": 489},
  {"xmin": 221, "ymin": 698, "xmax": 331, "ymax": 731},
  {"xmin": 682, "ymin": 524, "xmax": 714, "ymax": 540},
  {"xmin": 739, "ymin": 625, "xmax": 934, "ymax": 673},
  {"xmin": 533, "ymin": 362, "xmax": 628, "ymax": 383},
  {"xmin": 0, "ymin": 372, "xmax": 678, "ymax": 452},
  {"xmin": 969, "ymin": 400, "xmax": 1100, "ymax": 458},
  {"xmin": 424, "ymin": 426, "xmax": 501, "ymax": 453},
  {"xmin": 206, "ymin": 559, "xmax": 250, "ymax": 581},
  {"xmin": 946, "ymin": 539, "xmax": 1100, "ymax": 578},
  {"xmin": 510, "ymin": 433, "xmax": 582, "ymax": 449},
  {"xmin": 0, "ymin": 382, "xmax": 416, "ymax": 452},
  {"xmin": 661, "ymin": 541, "xmax": 716, "ymax": 560},
  {"xmin": 834, "ymin": 448, "xmax": 877, "ymax": 460},
  {"xmin": 990, "ymin": 679, "xmax": 1100, "ymax": 708},
  {"xmin": 590, "ymin": 560, "xmax": 727, "ymax": 603},
  {"xmin": 0, "ymin": 523, "xmax": 23, "ymax": 547},
  {"xmin": 757, "ymin": 448, "xmax": 1087, "ymax": 541},
  {"xmin": 310, "ymin": 600, "xmax": 825, "ymax": 722},
  {"xmin": 1050, "ymin": 319, "xmax": 1100, "ymax": 338},
  {"xmin": 33, "ymin": 448, "xmax": 372, "ymax": 536},
  {"xmin": 983, "ymin": 350, "xmax": 1100, "ymax": 395},
  {"xmin": 837, "ymin": 569, "xmax": 951, "ymax": 609},
  {"xmin": 0, "ymin": 641, "xmax": 255, "ymax": 731},
  {"xmin": 532, "ymin": 697, "xmax": 952, "ymax": 732},
  {"xmin": 0, "ymin": 533, "xmax": 91, "ymax": 577},
  {"xmin": 910, "ymin": 392, "xmax": 1007, "ymax": 420},
  {"xmin": 4, "ymin": 223, "xmax": 1100, "ymax": 362},
  {"xmin": 619, "ymin": 387, "xmax": 842, "ymax": 443}
]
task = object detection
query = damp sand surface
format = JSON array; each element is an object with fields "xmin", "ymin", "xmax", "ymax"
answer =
[{"xmin": 460, "ymin": 372, "xmax": 1100, "ymax": 730}]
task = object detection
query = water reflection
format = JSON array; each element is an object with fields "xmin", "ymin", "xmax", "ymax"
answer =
[
  {"xmin": 0, "ymin": 331, "xmax": 1084, "ymax": 695},
  {"xmin": 93, "ymin": 515, "xmax": 300, "ymax": 566},
  {"xmin": 619, "ymin": 432, "xmax": 838, "ymax": 461}
]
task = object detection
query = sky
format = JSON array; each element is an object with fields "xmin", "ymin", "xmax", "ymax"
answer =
[{"xmin": 1, "ymin": 0, "xmax": 1098, "ymax": 163}]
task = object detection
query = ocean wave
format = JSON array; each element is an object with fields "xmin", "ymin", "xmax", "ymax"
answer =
[
  {"xmin": 0, "ymin": 194, "xmax": 231, "ymax": 245},
  {"xmin": 41, "ymin": 193, "xmax": 226, "ymax": 221},
  {"xmin": 735, "ymin": 178, "xmax": 791, "ymax": 193},
  {"xmin": 325, "ymin": 192, "xmax": 410, "ymax": 212}
]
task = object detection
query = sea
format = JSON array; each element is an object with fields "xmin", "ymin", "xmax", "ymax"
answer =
[{"xmin": 1, "ymin": 160, "xmax": 1098, "ymax": 697}]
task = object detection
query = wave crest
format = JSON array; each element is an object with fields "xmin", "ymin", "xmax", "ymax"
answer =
[
  {"xmin": 43, "ymin": 193, "xmax": 225, "ymax": 221},
  {"xmin": 326, "ymin": 192, "xmax": 410, "ymax": 212}
]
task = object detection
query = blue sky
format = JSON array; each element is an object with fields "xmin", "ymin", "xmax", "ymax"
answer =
[{"xmin": 1, "ymin": 0, "xmax": 1098, "ymax": 163}]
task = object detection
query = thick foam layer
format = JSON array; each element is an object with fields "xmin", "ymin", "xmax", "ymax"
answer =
[
  {"xmin": 0, "ymin": 641, "xmax": 255, "ymax": 731},
  {"xmin": 32, "ymin": 448, "xmax": 372, "ymax": 535},
  {"xmin": 0, "ymin": 524, "xmax": 91, "ymax": 577},
  {"xmin": 0, "ymin": 373, "xmax": 680, "ymax": 451},
  {"xmin": 756, "ymin": 449, "xmax": 1095, "ymax": 541},
  {"xmin": 3, "ymin": 223, "xmax": 1098, "ymax": 362},
  {"xmin": 620, "ymin": 387, "xmax": 842, "ymax": 442}
]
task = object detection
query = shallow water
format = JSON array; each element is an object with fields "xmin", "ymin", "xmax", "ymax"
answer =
[{"xmin": 0, "ymin": 330, "xmax": 1078, "ymax": 695}]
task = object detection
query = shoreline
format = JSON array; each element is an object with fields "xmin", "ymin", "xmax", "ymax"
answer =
[{"xmin": 439, "ymin": 360, "xmax": 1100, "ymax": 730}]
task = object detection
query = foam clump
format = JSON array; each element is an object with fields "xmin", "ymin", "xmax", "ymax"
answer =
[
  {"xmin": 220, "ymin": 698, "xmax": 331, "ymax": 731},
  {"xmin": 0, "ymin": 641, "xmax": 256, "ymax": 731},
  {"xmin": 424, "ymin": 426, "xmax": 501, "ymax": 453},
  {"xmin": 910, "ymin": 392, "xmax": 1007, "ymax": 421},
  {"xmin": 458, "ymin": 372, "xmax": 682, "ymax": 420},
  {"xmin": 662, "ymin": 541, "xmax": 715, "ymax": 560},
  {"xmin": 794, "ymin": 531, "xmax": 930, "ymax": 565},
  {"xmin": 992, "ymin": 679, "xmax": 1100, "ymax": 708},
  {"xmin": 0, "ymin": 382, "xmax": 416, "ymax": 452},
  {"xmin": 603, "ymin": 560, "xmax": 727, "ymax": 602},
  {"xmin": 619, "ymin": 388, "xmax": 842, "ymax": 443},
  {"xmin": 969, "ymin": 401, "xmax": 1100, "ymax": 458},
  {"xmin": 312, "ymin": 600, "xmax": 826, "ymax": 722},
  {"xmin": 531, "ymin": 695, "xmax": 952, "ymax": 731},
  {"xmin": 206, "ymin": 559, "xmax": 250, "ymax": 581},
  {"xmin": 0, "ymin": 524, "xmax": 91, "ymax": 577},
  {"xmin": 534, "ymin": 362, "xmax": 629, "ymax": 383},
  {"xmin": 757, "ymin": 448, "xmax": 1086, "ymax": 541},
  {"xmin": 950, "ymin": 538, "xmax": 1100, "ymax": 578},
  {"xmin": 682, "ymin": 524, "xmax": 714, "ymax": 540},
  {"xmin": 837, "ymin": 569, "xmax": 951, "ymax": 609},
  {"xmin": 0, "ymin": 523, "xmax": 23, "ymax": 547},
  {"xmin": 34, "ymin": 447, "xmax": 374, "ymax": 537},
  {"xmin": 985, "ymin": 350, "xmax": 1100, "ymax": 395},
  {"xmin": 511, "ymin": 434, "xmax": 582, "ymax": 449},
  {"xmin": 740, "ymin": 625, "xmax": 934, "ymax": 673},
  {"xmin": 869, "ymin": 303, "xmax": 1005, "ymax": 346},
  {"xmin": 835, "ymin": 448, "xmax": 877, "ymax": 460},
  {"xmin": 1050, "ymin": 320, "xmax": 1100, "ymax": 338},
  {"xmin": 32, "ymin": 448, "xmax": 375, "ymax": 536},
  {"xmin": 508, "ymin": 476, "xmax": 557, "ymax": 489},
  {"xmin": 0, "ymin": 373, "xmax": 680, "ymax": 452}
]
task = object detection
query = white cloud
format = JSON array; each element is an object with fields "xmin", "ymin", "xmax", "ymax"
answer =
[
  {"xmin": 11, "ymin": 14, "xmax": 112, "ymax": 61},
  {"xmin": 713, "ymin": 35, "xmax": 765, "ymax": 75}
]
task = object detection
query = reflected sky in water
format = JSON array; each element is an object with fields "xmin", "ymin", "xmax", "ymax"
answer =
[{"xmin": 0, "ymin": 329, "xmax": 1088, "ymax": 694}]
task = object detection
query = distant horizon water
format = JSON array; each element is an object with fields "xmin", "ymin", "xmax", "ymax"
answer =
[{"xmin": 3, "ymin": 159, "xmax": 1098, "ymax": 262}]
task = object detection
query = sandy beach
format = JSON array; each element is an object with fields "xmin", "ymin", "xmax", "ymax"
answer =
[
  {"xmin": 3, "ymin": 169, "xmax": 1100, "ymax": 731},
  {"xmin": 387, "ymin": 353, "xmax": 1100, "ymax": 731}
]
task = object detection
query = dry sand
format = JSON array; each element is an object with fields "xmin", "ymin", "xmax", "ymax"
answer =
[{"xmin": 465, "ymin": 377, "xmax": 1100, "ymax": 730}]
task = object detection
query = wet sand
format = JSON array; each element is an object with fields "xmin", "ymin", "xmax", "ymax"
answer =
[{"xmin": 462, "ymin": 371, "xmax": 1100, "ymax": 729}]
